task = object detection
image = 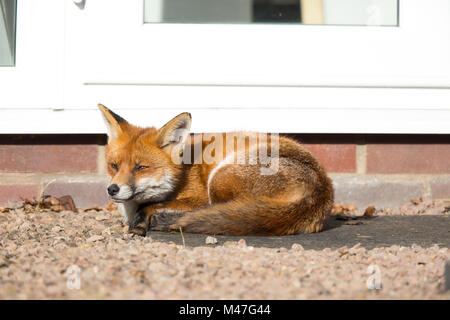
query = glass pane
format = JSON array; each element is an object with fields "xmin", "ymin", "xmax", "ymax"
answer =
[
  {"xmin": 0, "ymin": 0, "xmax": 17, "ymax": 66},
  {"xmin": 144, "ymin": 0, "xmax": 398, "ymax": 26}
]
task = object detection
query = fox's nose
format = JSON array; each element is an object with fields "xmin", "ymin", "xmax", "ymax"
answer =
[{"xmin": 107, "ymin": 184, "xmax": 120, "ymax": 196}]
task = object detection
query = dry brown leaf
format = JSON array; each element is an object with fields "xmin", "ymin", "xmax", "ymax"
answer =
[
  {"xmin": 50, "ymin": 205, "xmax": 65, "ymax": 212},
  {"xmin": 363, "ymin": 206, "xmax": 377, "ymax": 218},
  {"xmin": 332, "ymin": 203, "xmax": 357, "ymax": 215},
  {"xmin": 411, "ymin": 198, "xmax": 423, "ymax": 205},
  {"xmin": 84, "ymin": 206, "xmax": 103, "ymax": 212},
  {"xmin": 331, "ymin": 203, "xmax": 343, "ymax": 215},
  {"xmin": 58, "ymin": 195, "xmax": 77, "ymax": 212},
  {"xmin": 106, "ymin": 202, "xmax": 118, "ymax": 211},
  {"xmin": 21, "ymin": 198, "xmax": 38, "ymax": 206},
  {"xmin": 49, "ymin": 196, "xmax": 60, "ymax": 206},
  {"xmin": 17, "ymin": 194, "xmax": 76, "ymax": 213},
  {"xmin": 342, "ymin": 204, "xmax": 357, "ymax": 212}
]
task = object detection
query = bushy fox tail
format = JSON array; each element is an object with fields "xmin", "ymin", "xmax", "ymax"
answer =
[{"xmin": 149, "ymin": 194, "xmax": 331, "ymax": 236}]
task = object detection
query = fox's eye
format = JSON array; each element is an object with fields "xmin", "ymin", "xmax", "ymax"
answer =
[
  {"xmin": 110, "ymin": 163, "xmax": 118, "ymax": 171},
  {"xmin": 134, "ymin": 165, "xmax": 149, "ymax": 172}
]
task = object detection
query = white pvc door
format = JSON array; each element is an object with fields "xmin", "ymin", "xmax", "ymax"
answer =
[{"xmin": 1, "ymin": 0, "xmax": 449, "ymax": 133}]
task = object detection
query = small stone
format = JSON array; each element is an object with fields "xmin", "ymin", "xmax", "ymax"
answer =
[
  {"xmin": 205, "ymin": 236, "xmax": 218, "ymax": 245},
  {"xmin": 0, "ymin": 257, "xmax": 9, "ymax": 268},
  {"xmin": 95, "ymin": 215, "xmax": 109, "ymax": 221},
  {"xmin": 337, "ymin": 246, "xmax": 349, "ymax": 253},
  {"xmin": 238, "ymin": 239, "xmax": 247, "ymax": 247},
  {"xmin": 223, "ymin": 241, "xmax": 238, "ymax": 247},
  {"xmin": 51, "ymin": 226, "xmax": 63, "ymax": 233},
  {"xmin": 291, "ymin": 243, "xmax": 304, "ymax": 251},
  {"xmin": 86, "ymin": 235, "xmax": 104, "ymax": 243},
  {"xmin": 349, "ymin": 243, "xmax": 363, "ymax": 255}
]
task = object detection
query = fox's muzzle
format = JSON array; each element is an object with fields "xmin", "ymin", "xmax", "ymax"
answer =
[{"xmin": 107, "ymin": 183, "xmax": 134, "ymax": 202}]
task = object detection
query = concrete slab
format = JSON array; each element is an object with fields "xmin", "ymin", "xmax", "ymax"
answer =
[
  {"xmin": 331, "ymin": 175, "xmax": 423, "ymax": 208},
  {"xmin": 147, "ymin": 215, "xmax": 450, "ymax": 250}
]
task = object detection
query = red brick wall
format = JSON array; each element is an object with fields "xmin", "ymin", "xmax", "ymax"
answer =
[
  {"xmin": 0, "ymin": 135, "xmax": 108, "ymax": 208},
  {"xmin": 0, "ymin": 134, "xmax": 449, "ymax": 208}
]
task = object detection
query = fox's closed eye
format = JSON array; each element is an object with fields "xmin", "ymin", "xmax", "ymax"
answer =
[{"xmin": 134, "ymin": 165, "xmax": 149, "ymax": 171}]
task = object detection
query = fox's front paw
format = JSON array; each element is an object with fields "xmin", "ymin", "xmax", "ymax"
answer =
[
  {"xmin": 129, "ymin": 226, "xmax": 147, "ymax": 237},
  {"xmin": 129, "ymin": 213, "xmax": 148, "ymax": 237},
  {"xmin": 149, "ymin": 210, "xmax": 185, "ymax": 231}
]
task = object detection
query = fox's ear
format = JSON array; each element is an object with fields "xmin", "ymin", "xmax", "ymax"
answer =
[
  {"xmin": 98, "ymin": 104, "xmax": 128, "ymax": 142},
  {"xmin": 157, "ymin": 112, "xmax": 191, "ymax": 155}
]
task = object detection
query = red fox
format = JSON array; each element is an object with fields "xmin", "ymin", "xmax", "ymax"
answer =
[{"xmin": 99, "ymin": 104, "xmax": 334, "ymax": 236}]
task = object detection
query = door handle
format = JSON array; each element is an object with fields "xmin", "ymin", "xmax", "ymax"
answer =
[{"xmin": 73, "ymin": 0, "xmax": 86, "ymax": 9}]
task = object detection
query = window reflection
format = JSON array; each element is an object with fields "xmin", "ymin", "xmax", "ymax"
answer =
[
  {"xmin": 144, "ymin": 0, "xmax": 398, "ymax": 26},
  {"xmin": 0, "ymin": 0, "xmax": 17, "ymax": 66}
]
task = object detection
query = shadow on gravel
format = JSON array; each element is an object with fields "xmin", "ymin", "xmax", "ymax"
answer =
[{"xmin": 146, "ymin": 215, "xmax": 450, "ymax": 250}]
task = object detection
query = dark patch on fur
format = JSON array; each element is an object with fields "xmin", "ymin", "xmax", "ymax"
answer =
[
  {"xmin": 130, "ymin": 211, "xmax": 146, "ymax": 229},
  {"xmin": 149, "ymin": 211, "xmax": 186, "ymax": 231},
  {"xmin": 129, "ymin": 211, "xmax": 147, "ymax": 236}
]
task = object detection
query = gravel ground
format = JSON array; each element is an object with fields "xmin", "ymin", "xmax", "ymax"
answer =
[{"xmin": 0, "ymin": 204, "xmax": 449, "ymax": 300}]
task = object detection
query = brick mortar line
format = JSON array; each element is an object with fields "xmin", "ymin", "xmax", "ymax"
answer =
[
  {"xmin": 97, "ymin": 145, "xmax": 107, "ymax": 174},
  {"xmin": 422, "ymin": 176, "xmax": 432, "ymax": 199},
  {"xmin": 0, "ymin": 174, "xmax": 109, "ymax": 186},
  {"xmin": 355, "ymin": 135, "xmax": 366, "ymax": 174},
  {"xmin": 356, "ymin": 145, "xmax": 367, "ymax": 174},
  {"xmin": 1, "ymin": 172, "xmax": 450, "ymax": 182}
]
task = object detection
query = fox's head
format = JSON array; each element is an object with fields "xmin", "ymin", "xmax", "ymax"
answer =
[{"xmin": 98, "ymin": 104, "xmax": 191, "ymax": 204}]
